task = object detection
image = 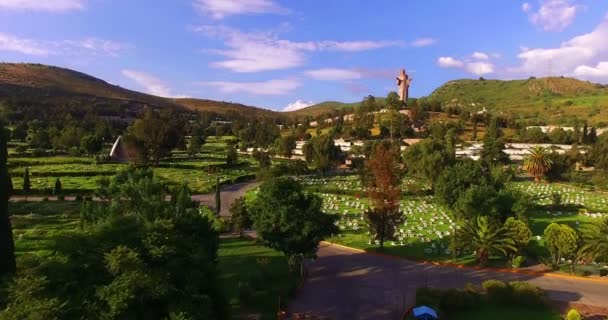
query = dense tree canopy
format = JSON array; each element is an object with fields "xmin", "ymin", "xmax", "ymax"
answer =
[
  {"xmin": 0, "ymin": 122, "xmax": 16, "ymax": 277},
  {"xmin": 402, "ymin": 138, "xmax": 455, "ymax": 188},
  {"xmin": 250, "ymin": 177, "xmax": 338, "ymax": 265},
  {"xmin": 1, "ymin": 167, "xmax": 226, "ymax": 319},
  {"xmin": 303, "ymin": 134, "xmax": 343, "ymax": 173}
]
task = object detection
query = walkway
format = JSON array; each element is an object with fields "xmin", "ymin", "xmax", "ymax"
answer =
[{"xmin": 289, "ymin": 242, "xmax": 608, "ymax": 319}]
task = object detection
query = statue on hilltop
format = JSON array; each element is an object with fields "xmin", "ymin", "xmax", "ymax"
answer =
[{"xmin": 396, "ymin": 69, "xmax": 411, "ymax": 105}]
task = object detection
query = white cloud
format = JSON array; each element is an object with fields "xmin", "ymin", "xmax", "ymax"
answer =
[
  {"xmin": 283, "ymin": 99, "xmax": 314, "ymax": 112},
  {"xmin": 122, "ymin": 70, "xmax": 186, "ymax": 98},
  {"xmin": 411, "ymin": 38, "xmax": 437, "ymax": 47},
  {"xmin": 508, "ymin": 14, "xmax": 608, "ymax": 81},
  {"xmin": 466, "ymin": 62, "xmax": 495, "ymax": 75},
  {"xmin": 523, "ymin": 0, "xmax": 581, "ymax": 31},
  {"xmin": 471, "ymin": 51, "xmax": 490, "ymax": 60},
  {"xmin": 199, "ymin": 79, "xmax": 301, "ymax": 95},
  {"xmin": 196, "ymin": 25, "xmax": 403, "ymax": 72},
  {"xmin": 0, "ymin": 32, "xmax": 128, "ymax": 57},
  {"xmin": 193, "ymin": 0, "xmax": 289, "ymax": 19},
  {"xmin": 437, "ymin": 56, "xmax": 464, "ymax": 68},
  {"xmin": 0, "ymin": 0, "xmax": 84, "ymax": 12},
  {"xmin": 305, "ymin": 68, "xmax": 362, "ymax": 81},
  {"xmin": 0, "ymin": 32, "xmax": 49, "ymax": 55},
  {"xmin": 573, "ymin": 62, "xmax": 608, "ymax": 80},
  {"xmin": 437, "ymin": 55, "xmax": 495, "ymax": 75}
]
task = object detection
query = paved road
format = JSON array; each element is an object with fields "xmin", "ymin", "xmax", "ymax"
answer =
[
  {"xmin": 192, "ymin": 181, "xmax": 259, "ymax": 217},
  {"xmin": 289, "ymin": 242, "xmax": 608, "ymax": 319}
]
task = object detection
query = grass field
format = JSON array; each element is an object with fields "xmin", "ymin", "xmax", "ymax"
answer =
[
  {"xmin": 6, "ymin": 136, "xmax": 256, "ymax": 194},
  {"xmin": 218, "ymin": 238, "xmax": 297, "ymax": 319}
]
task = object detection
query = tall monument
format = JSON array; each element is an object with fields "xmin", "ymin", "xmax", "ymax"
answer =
[{"xmin": 396, "ymin": 69, "xmax": 412, "ymax": 105}]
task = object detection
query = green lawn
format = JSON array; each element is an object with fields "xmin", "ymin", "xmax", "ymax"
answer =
[
  {"xmin": 6, "ymin": 136, "xmax": 256, "ymax": 194},
  {"xmin": 10, "ymin": 201, "xmax": 82, "ymax": 257},
  {"xmin": 450, "ymin": 305, "xmax": 561, "ymax": 320},
  {"xmin": 218, "ymin": 237, "xmax": 298, "ymax": 319}
]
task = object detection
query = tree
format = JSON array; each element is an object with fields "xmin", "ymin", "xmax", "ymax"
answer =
[
  {"xmin": 303, "ymin": 134, "xmax": 342, "ymax": 173},
  {"xmin": 230, "ymin": 197, "xmax": 252, "ymax": 236},
  {"xmin": 590, "ymin": 133, "xmax": 608, "ymax": 171},
  {"xmin": 0, "ymin": 122, "xmax": 16, "ymax": 276},
  {"xmin": 23, "ymin": 167, "xmax": 31, "ymax": 194},
  {"xmin": 128, "ymin": 109, "xmax": 182, "ymax": 166},
  {"xmin": 215, "ymin": 176, "xmax": 221, "ymax": 215},
  {"xmin": 53, "ymin": 178, "xmax": 62, "ymax": 196},
  {"xmin": 544, "ymin": 223, "xmax": 578, "ymax": 265},
  {"xmin": 403, "ymin": 138, "xmax": 455, "ymax": 188},
  {"xmin": 250, "ymin": 177, "xmax": 338, "ymax": 273},
  {"xmin": 458, "ymin": 216, "xmax": 516, "ymax": 265},
  {"xmin": 481, "ymin": 118, "xmax": 509, "ymax": 164},
  {"xmin": 578, "ymin": 217, "xmax": 608, "ymax": 264},
  {"xmin": 503, "ymin": 217, "xmax": 531, "ymax": 254},
  {"xmin": 225, "ymin": 143, "xmax": 238, "ymax": 166},
  {"xmin": 80, "ymin": 134, "xmax": 103, "ymax": 155},
  {"xmin": 274, "ymin": 135, "xmax": 296, "ymax": 158},
  {"xmin": 523, "ymin": 146, "xmax": 552, "ymax": 183},
  {"xmin": 252, "ymin": 149, "xmax": 271, "ymax": 169},
  {"xmin": 363, "ymin": 143, "xmax": 403, "ymax": 248},
  {"xmin": 188, "ymin": 134, "xmax": 205, "ymax": 157}
]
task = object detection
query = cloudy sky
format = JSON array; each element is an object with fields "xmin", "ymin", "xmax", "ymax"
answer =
[{"xmin": 1, "ymin": 0, "xmax": 608, "ymax": 111}]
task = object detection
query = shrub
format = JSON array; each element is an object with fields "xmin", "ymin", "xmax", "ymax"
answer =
[
  {"xmin": 566, "ymin": 308, "xmax": 582, "ymax": 320},
  {"xmin": 482, "ymin": 280, "xmax": 510, "ymax": 303},
  {"xmin": 508, "ymin": 281, "xmax": 546, "ymax": 306},
  {"xmin": 57, "ymin": 195, "xmax": 65, "ymax": 201},
  {"xmin": 551, "ymin": 192, "xmax": 562, "ymax": 208},
  {"xmin": 439, "ymin": 288, "xmax": 478, "ymax": 314},
  {"xmin": 237, "ymin": 281, "xmax": 253, "ymax": 303},
  {"xmin": 415, "ymin": 287, "xmax": 442, "ymax": 309},
  {"xmin": 511, "ymin": 255, "xmax": 526, "ymax": 268},
  {"xmin": 600, "ymin": 267, "xmax": 608, "ymax": 277}
]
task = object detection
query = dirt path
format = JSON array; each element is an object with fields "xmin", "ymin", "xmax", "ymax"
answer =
[{"xmin": 289, "ymin": 242, "xmax": 608, "ymax": 319}]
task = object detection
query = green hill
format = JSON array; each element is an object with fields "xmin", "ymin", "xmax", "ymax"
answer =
[
  {"xmin": 284, "ymin": 101, "xmax": 359, "ymax": 118},
  {"xmin": 0, "ymin": 63, "xmax": 282, "ymax": 119},
  {"xmin": 428, "ymin": 77, "xmax": 608, "ymax": 124}
]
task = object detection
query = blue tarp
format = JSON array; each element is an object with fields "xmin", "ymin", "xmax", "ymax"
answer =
[{"xmin": 412, "ymin": 305, "xmax": 438, "ymax": 320}]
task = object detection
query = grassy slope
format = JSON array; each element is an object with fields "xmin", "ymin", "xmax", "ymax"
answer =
[
  {"xmin": 0, "ymin": 63, "xmax": 282, "ymax": 118},
  {"xmin": 429, "ymin": 77, "xmax": 608, "ymax": 124},
  {"xmin": 284, "ymin": 101, "xmax": 360, "ymax": 118}
]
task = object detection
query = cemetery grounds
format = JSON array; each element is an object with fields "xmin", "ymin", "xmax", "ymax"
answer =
[{"xmin": 298, "ymin": 174, "xmax": 608, "ymax": 274}]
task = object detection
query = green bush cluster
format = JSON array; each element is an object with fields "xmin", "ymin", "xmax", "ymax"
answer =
[{"xmin": 415, "ymin": 280, "xmax": 547, "ymax": 317}]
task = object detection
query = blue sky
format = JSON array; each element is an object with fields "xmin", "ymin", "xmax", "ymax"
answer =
[{"xmin": 1, "ymin": 0, "xmax": 608, "ymax": 111}]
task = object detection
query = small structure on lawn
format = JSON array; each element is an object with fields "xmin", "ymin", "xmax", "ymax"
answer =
[
  {"xmin": 412, "ymin": 305, "xmax": 438, "ymax": 320},
  {"xmin": 109, "ymin": 136, "xmax": 140, "ymax": 163}
]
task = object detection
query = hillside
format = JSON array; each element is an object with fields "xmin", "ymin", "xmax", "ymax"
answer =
[
  {"xmin": 284, "ymin": 101, "xmax": 359, "ymax": 118},
  {"xmin": 429, "ymin": 77, "xmax": 608, "ymax": 124},
  {"xmin": 0, "ymin": 63, "xmax": 282, "ymax": 119}
]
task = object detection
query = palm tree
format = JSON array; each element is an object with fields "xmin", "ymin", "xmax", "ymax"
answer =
[
  {"xmin": 578, "ymin": 217, "xmax": 608, "ymax": 264},
  {"xmin": 523, "ymin": 146, "xmax": 552, "ymax": 183},
  {"xmin": 458, "ymin": 216, "xmax": 516, "ymax": 265}
]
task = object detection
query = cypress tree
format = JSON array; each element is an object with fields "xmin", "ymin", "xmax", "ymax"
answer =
[
  {"xmin": 215, "ymin": 176, "xmax": 221, "ymax": 215},
  {"xmin": 0, "ymin": 123, "xmax": 16, "ymax": 276},
  {"xmin": 23, "ymin": 168, "xmax": 30, "ymax": 194},
  {"xmin": 53, "ymin": 178, "xmax": 62, "ymax": 195}
]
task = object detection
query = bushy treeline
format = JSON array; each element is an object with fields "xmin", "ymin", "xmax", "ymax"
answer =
[{"xmin": 0, "ymin": 167, "xmax": 228, "ymax": 320}]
